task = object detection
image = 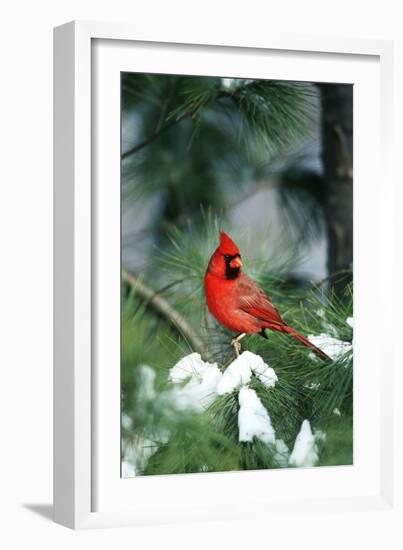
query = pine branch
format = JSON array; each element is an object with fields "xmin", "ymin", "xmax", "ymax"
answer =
[
  {"xmin": 122, "ymin": 269, "xmax": 212, "ymax": 361},
  {"xmin": 122, "ymin": 80, "xmax": 315, "ymax": 161}
]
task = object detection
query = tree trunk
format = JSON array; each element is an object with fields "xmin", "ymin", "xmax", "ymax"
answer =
[{"xmin": 320, "ymin": 84, "xmax": 353, "ymax": 295}]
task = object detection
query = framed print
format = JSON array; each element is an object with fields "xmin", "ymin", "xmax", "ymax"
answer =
[{"xmin": 54, "ymin": 21, "xmax": 400, "ymax": 531}]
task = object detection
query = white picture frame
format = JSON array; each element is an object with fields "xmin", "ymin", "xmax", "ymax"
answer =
[{"xmin": 54, "ymin": 20, "xmax": 400, "ymax": 531}]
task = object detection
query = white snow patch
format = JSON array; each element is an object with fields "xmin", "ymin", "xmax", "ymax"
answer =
[
  {"xmin": 238, "ymin": 387, "xmax": 276, "ymax": 445},
  {"xmin": 169, "ymin": 353, "xmax": 216, "ymax": 383},
  {"xmin": 169, "ymin": 353, "xmax": 222, "ymax": 412},
  {"xmin": 122, "ymin": 460, "xmax": 136, "ymax": 478},
  {"xmin": 346, "ymin": 317, "xmax": 354, "ymax": 329},
  {"xmin": 221, "ymin": 77, "xmax": 236, "ymax": 89},
  {"xmin": 316, "ymin": 308, "xmax": 326, "ymax": 319},
  {"xmin": 121, "ymin": 366, "xmax": 164, "ymax": 476},
  {"xmin": 221, "ymin": 78, "xmax": 254, "ymax": 90},
  {"xmin": 273, "ymin": 439, "xmax": 289, "ymax": 467},
  {"xmin": 251, "ymin": 357, "xmax": 278, "ymax": 388},
  {"xmin": 171, "ymin": 366, "xmax": 222, "ymax": 412},
  {"xmin": 289, "ymin": 420, "xmax": 323, "ymax": 468},
  {"xmin": 217, "ymin": 351, "xmax": 277, "ymax": 395},
  {"xmin": 308, "ymin": 333, "xmax": 352, "ymax": 361},
  {"xmin": 138, "ymin": 365, "xmax": 157, "ymax": 400},
  {"xmin": 122, "ymin": 413, "xmax": 132, "ymax": 430},
  {"xmin": 122, "ymin": 435, "xmax": 159, "ymax": 477},
  {"xmin": 237, "ymin": 387, "xmax": 290, "ymax": 466},
  {"xmin": 333, "ymin": 407, "xmax": 341, "ymax": 416},
  {"xmin": 314, "ymin": 429, "xmax": 326, "ymax": 443},
  {"xmin": 217, "ymin": 357, "xmax": 252, "ymax": 395},
  {"xmin": 304, "ymin": 382, "xmax": 320, "ymax": 390},
  {"xmin": 169, "ymin": 351, "xmax": 277, "ymax": 410}
]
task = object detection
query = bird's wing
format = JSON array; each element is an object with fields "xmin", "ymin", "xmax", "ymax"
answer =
[{"xmin": 237, "ymin": 274, "xmax": 284, "ymax": 326}]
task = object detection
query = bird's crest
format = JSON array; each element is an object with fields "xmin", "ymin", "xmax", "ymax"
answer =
[{"xmin": 219, "ymin": 231, "xmax": 240, "ymax": 255}]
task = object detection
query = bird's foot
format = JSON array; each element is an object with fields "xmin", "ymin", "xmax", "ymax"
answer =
[
  {"xmin": 231, "ymin": 333, "xmax": 246, "ymax": 357},
  {"xmin": 231, "ymin": 338, "xmax": 242, "ymax": 357}
]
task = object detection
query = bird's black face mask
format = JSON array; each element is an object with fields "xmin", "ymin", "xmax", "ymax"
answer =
[{"xmin": 223, "ymin": 254, "xmax": 242, "ymax": 280}]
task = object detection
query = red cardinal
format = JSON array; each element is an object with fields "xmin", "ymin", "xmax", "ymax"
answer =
[{"xmin": 204, "ymin": 231, "xmax": 329, "ymax": 360}]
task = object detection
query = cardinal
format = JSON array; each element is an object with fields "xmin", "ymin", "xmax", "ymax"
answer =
[{"xmin": 204, "ymin": 231, "xmax": 329, "ymax": 360}]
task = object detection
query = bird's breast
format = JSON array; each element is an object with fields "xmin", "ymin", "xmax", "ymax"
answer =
[{"xmin": 204, "ymin": 272, "xmax": 260, "ymax": 334}]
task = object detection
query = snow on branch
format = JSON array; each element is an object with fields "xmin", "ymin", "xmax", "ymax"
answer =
[
  {"xmin": 217, "ymin": 351, "xmax": 278, "ymax": 395},
  {"xmin": 289, "ymin": 420, "xmax": 325, "ymax": 468},
  {"xmin": 238, "ymin": 387, "xmax": 276, "ymax": 445},
  {"xmin": 307, "ymin": 333, "xmax": 352, "ymax": 361},
  {"xmin": 169, "ymin": 353, "xmax": 222, "ymax": 412},
  {"xmin": 125, "ymin": 350, "xmax": 331, "ymax": 473}
]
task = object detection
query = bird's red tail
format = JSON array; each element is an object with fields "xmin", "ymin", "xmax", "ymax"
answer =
[{"xmin": 282, "ymin": 325, "xmax": 330, "ymax": 361}]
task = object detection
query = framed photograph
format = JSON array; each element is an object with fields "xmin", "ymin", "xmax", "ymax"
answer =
[{"xmin": 54, "ymin": 21, "xmax": 399, "ymax": 530}]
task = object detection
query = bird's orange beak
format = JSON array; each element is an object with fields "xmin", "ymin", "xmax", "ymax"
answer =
[{"xmin": 230, "ymin": 256, "xmax": 243, "ymax": 269}]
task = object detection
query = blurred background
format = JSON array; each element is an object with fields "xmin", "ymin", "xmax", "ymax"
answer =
[
  {"xmin": 121, "ymin": 74, "xmax": 353, "ymax": 477},
  {"xmin": 122, "ymin": 75, "xmax": 352, "ymax": 291}
]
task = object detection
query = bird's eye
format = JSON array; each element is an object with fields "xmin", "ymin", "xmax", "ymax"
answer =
[{"xmin": 224, "ymin": 254, "xmax": 230, "ymax": 260}]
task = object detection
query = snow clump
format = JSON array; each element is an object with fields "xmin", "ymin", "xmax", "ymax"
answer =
[
  {"xmin": 169, "ymin": 352, "xmax": 222, "ymax": 412},
  {"xmin": 217, "ymin": 351, "xmax": 277, "ymax": 395},
  {"xmin": 238, "ymin": 387, "xmax": 276, "ymax": 445},
  {"xmin": 166, "ymin": 351, "xmax": 329, "ymax": 470},
  {"xmin": 308, "ymin": 333, "xmax": 352, "ymax": 361},
  {"xmin": 289, "ymin": 419, "xmax": 325, "ymax": 468}
]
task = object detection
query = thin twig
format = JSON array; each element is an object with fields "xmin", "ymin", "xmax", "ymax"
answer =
[
  {"xmin": 122, "ymin": 269, "xmax": 212, "ymax": 361},
  {"xmin": 122, "ymin": 89, "xmax": 229, "ymax": 160},
  {"xmin": 121, "ymin": 112, "xmax": 189, "ymax": 160},
  {"xmin": 155, "ymin": 277, "xmax": 192, "ymax": 295}
]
